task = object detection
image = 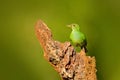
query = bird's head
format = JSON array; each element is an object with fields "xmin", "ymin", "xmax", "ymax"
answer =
[{"xmin": 67, "ymin": 23, "xmax": 80, "ymax": 31}]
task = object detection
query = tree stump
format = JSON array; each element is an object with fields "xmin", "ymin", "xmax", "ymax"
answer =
[{"xmin": 35, "ymin": 20, "xmax": 97, "ymax": 80}]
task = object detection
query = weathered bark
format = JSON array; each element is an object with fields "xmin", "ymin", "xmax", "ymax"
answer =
[{"xmin": 35, "ymin": 20, "xmax": 97, "ymax": 80}]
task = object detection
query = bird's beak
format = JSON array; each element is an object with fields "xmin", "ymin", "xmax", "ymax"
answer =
[{"xmin": 67, "ymin": 25, "xmax": 72, "ymax": 28}]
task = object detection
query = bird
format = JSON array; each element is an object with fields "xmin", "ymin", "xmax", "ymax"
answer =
[{"xmin": 67, "ymin": 23, "xmax": 87, "ymax": 52}]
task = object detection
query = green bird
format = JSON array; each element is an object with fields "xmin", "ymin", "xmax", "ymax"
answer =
[{"xmin": 67, "ymin": 24, "xmax": 87, "ymax": 52}]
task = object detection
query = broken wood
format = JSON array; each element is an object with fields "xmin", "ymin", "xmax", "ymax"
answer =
[{"xmin": 35, "ymin": 20, "xmax": 97, "ymax": 80}]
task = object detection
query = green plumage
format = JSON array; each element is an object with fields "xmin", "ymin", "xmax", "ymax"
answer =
[{"xmin": 67, "ymin": 24, "xmax": 87, "ymax": 52}]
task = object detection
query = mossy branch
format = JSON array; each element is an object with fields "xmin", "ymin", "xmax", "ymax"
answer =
[{"xmin": 35, "ymin": 20, "xmax": 97, "ymax": 80}]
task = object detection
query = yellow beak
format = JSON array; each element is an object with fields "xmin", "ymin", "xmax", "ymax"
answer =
[{"xmin": 67, "ymin": 24, "xmax": 72, "ymax": 28}]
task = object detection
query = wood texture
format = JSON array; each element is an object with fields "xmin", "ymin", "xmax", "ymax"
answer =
[{"xmin": 35, "ymin": 20, "xmax": 97, "ymax": 80}]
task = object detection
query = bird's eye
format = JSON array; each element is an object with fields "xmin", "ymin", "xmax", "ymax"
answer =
[{"xmin": 72, "ymin": 24, "xmax": 75, "ymax": 27}]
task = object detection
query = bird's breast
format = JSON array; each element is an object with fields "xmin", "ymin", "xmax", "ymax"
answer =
[{"xmin": 70, "ymin": 31, "xmax": 83, "ymax": 43}]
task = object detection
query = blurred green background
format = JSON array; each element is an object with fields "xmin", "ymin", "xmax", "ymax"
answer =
[{"xmin": 0, "ymin": 0, "xmax": 120, "ymax": 80}]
